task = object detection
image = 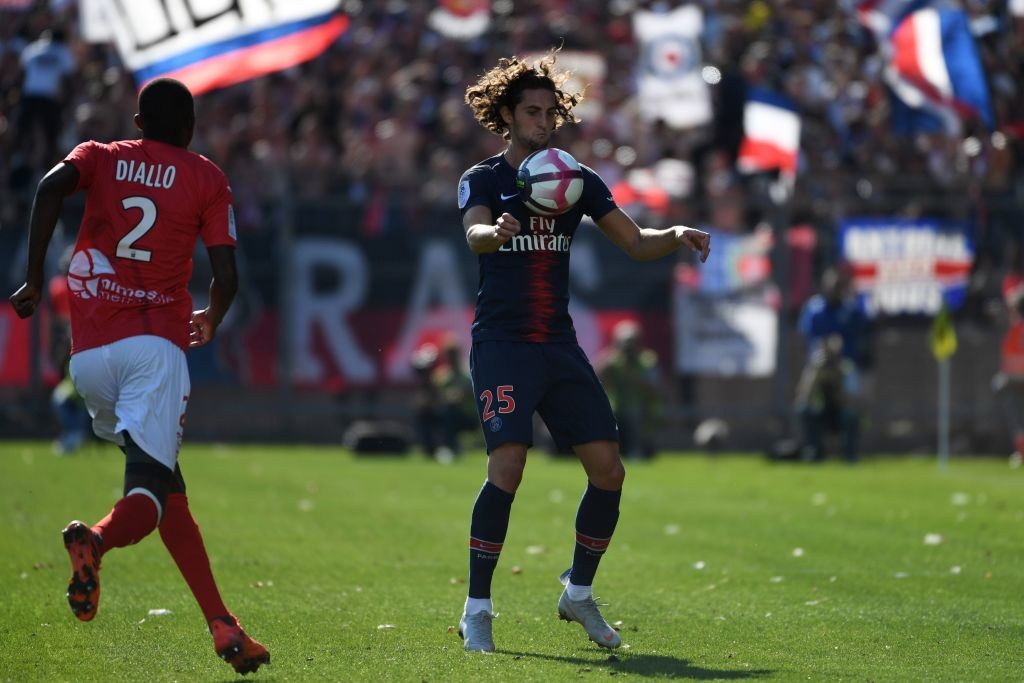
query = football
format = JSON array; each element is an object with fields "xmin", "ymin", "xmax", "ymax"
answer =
[{"xmin": 516, "ymin": 147, "xmax": 584, "ymax": 216}]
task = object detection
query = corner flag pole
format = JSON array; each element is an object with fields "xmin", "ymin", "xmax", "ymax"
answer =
[
  {"xmin": 937, "ymin": 356, "xmax": 950, "ymax": 470},
  {"xmin": 930, "ymin": 306, "xmax": 957, "ymax": 471}
]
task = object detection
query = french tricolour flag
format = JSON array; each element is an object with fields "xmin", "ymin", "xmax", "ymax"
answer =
[
  {"xmin": 736, "ymin": 89, "xmax": 800, "ymax": 180},
  {"xmin": 100, "ymin": 0, "xmax": 348, "ymax": 95},
  {"xmin": 856, "ymin": 0, "xmax": 932, "ymax": 37},
  {"xmin": 885, "ymin": 6, "xmax": 994, "ymax": 133}
]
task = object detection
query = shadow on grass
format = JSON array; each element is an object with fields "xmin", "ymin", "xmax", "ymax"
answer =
[{"xmin": 501, "ymin": 650, "xmax": 773, "ymax": 679}]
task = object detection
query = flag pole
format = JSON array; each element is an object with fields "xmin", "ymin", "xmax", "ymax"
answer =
[
  {"xmin": 937, "ymin": 357, "xmax": 950, "ymax": 470},
  {"xmin": 768, "ymin": 176, "xmax": 793, "ymax": 435},
  {"xmin": 930, "ymin": 305, "xmax": 956, "ymax": 470}
]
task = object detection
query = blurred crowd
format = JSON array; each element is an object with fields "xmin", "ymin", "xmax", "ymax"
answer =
[
  {"xmin": 4, "ymin": 0, "xmax": 1024, "ymax": 456},
  {"xmin": 1, "ymin": 0, "xmax": 1023, "ymax": 298}
]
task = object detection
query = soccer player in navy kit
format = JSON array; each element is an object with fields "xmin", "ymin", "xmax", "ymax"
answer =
[{"xmin": 456, "ymin": 51, "xmax": 710, "ymax": 652}]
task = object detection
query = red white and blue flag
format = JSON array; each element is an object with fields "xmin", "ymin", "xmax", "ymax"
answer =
[
  {"xmin": 856, "ymin": 0, "xmax": 932, "ymax": 36},
  {"xmin": 99, "ymin": 0, "xmax": 348, "ymax": 95},
  {"xmin": 866, "ymin": 3, "xmax": 995, "ymax": 134},
  {"xmin": 736, "ymin": 88, "xmax": 800, "ymax": 180}
]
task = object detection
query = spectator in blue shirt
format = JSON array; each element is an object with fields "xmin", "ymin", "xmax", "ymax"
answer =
[
  {"xmin": 798, "ymin": 265, "xmax": 870, "ymax": 368},
  {"xmin": 795, "ymin": 265, "xmax": 870, "ymax": 462}
]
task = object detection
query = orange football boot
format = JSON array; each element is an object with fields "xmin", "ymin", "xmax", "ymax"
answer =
[
  {"xmin": 209, "ymin": 615, "xmax": 271, "ymax": 675},
  {"xmin": 62, "ymin": 520, "xmax": 102, "ymax": 621}
]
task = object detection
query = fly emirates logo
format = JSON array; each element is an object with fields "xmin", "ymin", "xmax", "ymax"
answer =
[{"xmin": 498, "ymin": 216, "xmax": 572, "ymax": 253}]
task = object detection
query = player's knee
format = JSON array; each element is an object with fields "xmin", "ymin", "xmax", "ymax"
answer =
[
  {"xmin": 591, "ymin": 459, "xmax": 625, "ymax": 490},
  {"xmin": 489, "ymin": 462, "xmax": 524, "ymax": 493},
  {"xmin": 121, "ymin": 432, "xmax": 175, "ymax": 518},
  {"xmin": 124, "ymin": 462, "xmax": 172, "ymax": 514},
  {"xmin": 488, "ymin": 445, "xmax": 527, "ymax": 492},
  {"xmin": 606, "ymin": 461, "xmax": 627, "ymax": 489}
]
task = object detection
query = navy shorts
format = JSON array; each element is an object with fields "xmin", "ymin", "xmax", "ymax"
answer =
[{"xmin": 469, "ymin": 340, "xmax": 618, "ymax": 453}]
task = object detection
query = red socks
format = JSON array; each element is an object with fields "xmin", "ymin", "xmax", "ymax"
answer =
[
  {"xmin": 90, "ymin": 492, "xmax": 230, "ymax": 624},
  {"xmin": 92, "ymin": 493, "xmax": 159, "ymax": 554},
  {"xmin": 158, "ymin": 493, "xmax": 229, "ymax": 622}
]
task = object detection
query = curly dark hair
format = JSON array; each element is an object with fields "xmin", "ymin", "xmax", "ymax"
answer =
[{"xmin": 464, "ymin": 49, "xmax": 583, "ymax": 140}]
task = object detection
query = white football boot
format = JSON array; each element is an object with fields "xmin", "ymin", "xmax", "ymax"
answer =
[
  {"xmin": 556, "ymin": 571, "xmax": 621, "ymax": 648},
  {"xmin": 458, "ymin": 610, "xmax": 495, "ymax": 652}
]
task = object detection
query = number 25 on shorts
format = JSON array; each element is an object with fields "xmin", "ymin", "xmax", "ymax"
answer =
[{"xmin": 479, "ymin": 385, "xmax": 515, "ymax": 421}]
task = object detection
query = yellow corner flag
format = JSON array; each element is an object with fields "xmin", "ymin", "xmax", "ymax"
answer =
[{"xmin": 930, "ymin": 305, "xmax": 958, "ymax": 361}]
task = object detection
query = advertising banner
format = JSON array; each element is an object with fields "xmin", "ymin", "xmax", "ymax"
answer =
[
  {"xmin": 840, "ymin": 218, "xmax": 973, "ymax": 315},
  {"xmin": 673, "ymin": 227, "xmax": 778, "ymax": 377}
]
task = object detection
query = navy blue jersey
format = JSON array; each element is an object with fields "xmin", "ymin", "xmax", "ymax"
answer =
[{"xmin": 458, "ymin": 152, "xmax": 617, "ymax": 343}]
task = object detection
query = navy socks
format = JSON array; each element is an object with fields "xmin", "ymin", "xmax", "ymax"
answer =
[
  {"xmin": 467, "ymin": 480, "xmax": 514, "ymax": 599},
  {"xmin": 569, "ymin": 481, "xmax": 621, "ymax": 587}
]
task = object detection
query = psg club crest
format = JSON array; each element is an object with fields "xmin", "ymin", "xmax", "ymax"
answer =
[{"xmin": 489, "ymin": 417, "xmax": 503, "ymax": 432}]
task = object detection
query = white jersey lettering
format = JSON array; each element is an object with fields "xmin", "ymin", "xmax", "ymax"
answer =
[
  {"xmin": 116, "ymin": 160, "xmax": 177, "ymax": 189},
  {"xmin": 498, "ymin": 233, "xmax": 573, "ymax": 252}
]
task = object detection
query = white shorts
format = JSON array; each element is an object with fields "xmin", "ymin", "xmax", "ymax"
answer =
[{"xmin": 69, "ymin": 335, "xmax": 191, "ymax": 471}]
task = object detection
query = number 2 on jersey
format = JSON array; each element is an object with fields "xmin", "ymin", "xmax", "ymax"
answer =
[
  {"xmin": 117, "ymin": 196, "xmax": 156, "ymax": 262},
  {"xmin": 479, "ymin": 385, "xmax": 516, "ymax": 421}
]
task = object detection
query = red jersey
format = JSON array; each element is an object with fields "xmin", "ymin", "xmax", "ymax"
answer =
[
  {"xmin": 63, "ymin": 139, "xmax": 235, "ymax": 353},
  {"xmin": 1002, "ymin": 321, "xmax": 1024, "ymax": 377}
]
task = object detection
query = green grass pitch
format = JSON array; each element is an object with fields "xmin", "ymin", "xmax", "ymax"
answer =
[{"xmin": 1, "ymin": 441, "xmax": 1021, "ymax": 681}]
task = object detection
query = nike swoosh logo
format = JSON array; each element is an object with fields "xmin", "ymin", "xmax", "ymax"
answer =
[{"xmin": 500, "ymin": 192, "xmax": 519, "ymax": 200}]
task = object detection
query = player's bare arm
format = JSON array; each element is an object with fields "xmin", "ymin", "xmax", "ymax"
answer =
[
  {"xmin": 9, "ymin": 162, "xmax": 80, "ymax": 319},
  {"xmin": 596, "ymin": 208, "xmax": 710, "ymax": 263},
  {"xmin": 189, "ymin": 245, "xmax": 237, "ymax": 348},
  {"xmin": 464, "ymin": 205, "xmax": 520, "ymax": 254}
]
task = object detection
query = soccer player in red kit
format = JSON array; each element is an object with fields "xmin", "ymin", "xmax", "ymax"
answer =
[{"xmin": 8, "ymin": 78, "xmax": 269, "ymax": 675}]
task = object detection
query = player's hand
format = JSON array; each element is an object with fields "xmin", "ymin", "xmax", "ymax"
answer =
[
  {"xmin": 678, "ymin": 227, "xmax": 711, "ymax": 263},
  {"xmin": 494, "ymin": 213, "xmax": 520, "ymax": 243},
  {"xmin": 188, "ymin": 309, "xmax": 217, "ymax": 347},
  {"xmin": 9, "ymin": 282, "xmax": 41, "ymax": 319}
]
